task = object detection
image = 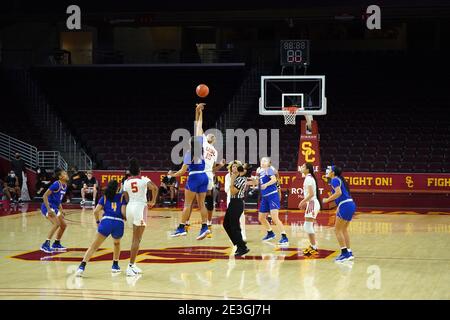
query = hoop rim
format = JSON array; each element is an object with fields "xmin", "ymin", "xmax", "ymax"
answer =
[{"xmin": 282, "ymin": 106, "xmax": 299, "ymax": 114}]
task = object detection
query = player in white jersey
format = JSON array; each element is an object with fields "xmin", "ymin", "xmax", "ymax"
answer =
[
  {"xmin": 298, "ymin": 162, "xmax": 321, "ymax": 256},
  {"xmin": 203, "ymin": 134, "xmax": 225, "ymax": 235},
  {"xmin": 123, "ymin": 158, "xmax": 158, "ymax": 276}
]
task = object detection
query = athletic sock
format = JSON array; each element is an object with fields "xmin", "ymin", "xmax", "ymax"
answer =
[
  {"xmin": 341, "ymin": 247, "xmax": 348, "ymax": 254},
  {"xmin": 80, "ymin": 261, "xmax": 86, "ymax": 268},
  {"xmin": 202, "ymin": 223, "xmax": 207, "ymax": 229},
  {"xmin": 207, "ymin": 220, "xmax": 212, "ymax": 226},
  {"xmin": 54, "ymin": 239, "xmax": 60, "ymax": 245},
  {"xmin": 178, "ymin": 223, "xmax": 185, "ymax": 229},
  {"xmin": 44, "ymin": 239, "xmax": 50, "ymax": 245},
  {"xmin": 311, "ymin": 244, "xmax": 318, "ymax": 250},
  {"xmin": 112, "ymin": 260, "xmax": 119, "ymax": 266}
]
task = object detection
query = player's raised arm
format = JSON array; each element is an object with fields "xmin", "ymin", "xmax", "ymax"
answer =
[{"xmin": 195, "ymin": 103, "xmax": 205, "ymax": 136}]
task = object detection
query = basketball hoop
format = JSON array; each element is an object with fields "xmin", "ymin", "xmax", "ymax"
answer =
[{"xmin": 282, "ymin": 106, "xmax": 298, "ymax": 125}]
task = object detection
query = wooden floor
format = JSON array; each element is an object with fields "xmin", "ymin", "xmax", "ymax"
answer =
[{"xmin": 0, "ymin": 204, "xmax": 449, "ymax": 300}]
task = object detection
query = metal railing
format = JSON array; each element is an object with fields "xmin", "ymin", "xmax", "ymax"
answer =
[
  {"xmin": 7, "ymin": 69, "xmax": 93, "ymax": 170},
  {"xmin": 38, "ymin": 151, "xmax": 68, "ymax": 171},
  {"xmin": 0, "ymin": 132, "xmax": 38, "ymax": 169},
  {"xmin": 0, "ymin": 132, "xmax": 67, "ymax": 170}
]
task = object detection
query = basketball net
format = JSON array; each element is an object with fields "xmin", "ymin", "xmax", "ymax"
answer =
[{"xmin": 282, "ymin": 106, "xmax": 298, "ymax": 125}]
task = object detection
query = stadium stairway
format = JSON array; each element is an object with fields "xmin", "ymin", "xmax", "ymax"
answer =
[{"xmin": 4, "ymin": 68, "xmax": 93, "ymax": 170}]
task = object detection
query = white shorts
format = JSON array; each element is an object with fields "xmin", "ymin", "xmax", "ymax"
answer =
[
  {"xmin": 126, "ymin": 202, "xmax": 148, "ymax": 227},
  {"xmin": 206, "ymin": 171, "xmax": 214, "ymax": 191},
  {"xmin": 305, "ymin": 199, "xmax": 320, "ymax": 219}
]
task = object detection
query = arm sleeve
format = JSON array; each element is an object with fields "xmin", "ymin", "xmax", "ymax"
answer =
[
  {"xmin": 331, "ymin": 177, "xmax": 341, "ymax": 189},
  {"xmin": 142, "ymin": 176, "xmax": 151, "ymax": 184},
  {"xmin": 49, "ymin": 181, "xmax": 60, "ymax": 192},
  {"xmin": 267, "ymin": 167, "xmax": 275, "ymax": 177}
]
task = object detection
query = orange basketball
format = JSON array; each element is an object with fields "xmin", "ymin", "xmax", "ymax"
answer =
[{"xmin": 196, "ymin": 84, "xmax": 209, "ymax": 98}]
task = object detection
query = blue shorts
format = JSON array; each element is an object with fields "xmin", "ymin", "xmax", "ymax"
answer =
[
  {"xmin": 186, "ymin": 173, "xmax": 208, "ymax": 193},
  {"xmin": 41, "ymin": 203, "xmax": 61, "ymax": 217},
  {"xmin": 98, "ymin": 217, "xmax": 124, "ymax": 239},
  {"xmin": 337, "ymin": 200, "xmax": 356, "ymax": 221},
  {"xmin": 259, "ymin": 192, "xmax": 280, "ymax": 213}
]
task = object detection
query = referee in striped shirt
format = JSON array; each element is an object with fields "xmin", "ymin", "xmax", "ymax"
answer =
[{"xmin": 223, "ymin": 163, "xmax": 250, "ymax": 256}]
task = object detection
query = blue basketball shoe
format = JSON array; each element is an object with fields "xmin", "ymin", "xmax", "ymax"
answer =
[
  {"xmin": 51, "ymin": 242, "xmax": 67, "ymax": 252},
  {"xmin": 335, "ymin": 251, "xmax": 352, "ymax": 263},
  {"xmin": 262, "ymin": 230, "xmax": 276, "ymax": 241},
  {"xmin": 75, "ymin": 265, "xmax": 85, "ymax": 277},
  {"xmin": 278, "ymin": 234, "xmax": 289, "ymax": 246},
  {"xmin": 171, "ymin": 225, "xmax": 187, "ymax": 237},
  {"xmin": 40, "ymin": 241, "xmax": 53, "ymax": 253},
  {"xmin": 196, "ymin": 224, "xmax": 210, "ymax": 240},
  {"xmin": 111, "ymin": 262, "xmax": 121, "ymax": 273}
]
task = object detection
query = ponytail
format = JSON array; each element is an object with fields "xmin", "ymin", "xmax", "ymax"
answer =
[
  {"xmin": 104, "ymin": 179, "xmax": 119, "ymax": 202},
  {"xmin": 333, "ymin": 166, "xmax": 351, "ymax": 196}
]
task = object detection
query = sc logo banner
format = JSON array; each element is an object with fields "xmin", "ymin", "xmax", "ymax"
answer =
[{"xmin": 301, "ymin": 141, "xmax": 316, "ymax": 162}]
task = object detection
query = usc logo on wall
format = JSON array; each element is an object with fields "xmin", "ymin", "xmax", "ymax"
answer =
[
  {"xmin": 405, "ymin": 176, "xmax": 414, "ymax": 188},
  {"xmin": 301, "ymin": 141, "xmax": 316, "ymax": 162}
]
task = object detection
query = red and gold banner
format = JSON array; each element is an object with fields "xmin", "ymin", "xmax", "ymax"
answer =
[
  {"xmin": 92, "ymin": 170, "xmax": 450, "ymax": 209},
  {"xmin": 92, "ymin": 170, "xmax": 450, "ymax": 194}
]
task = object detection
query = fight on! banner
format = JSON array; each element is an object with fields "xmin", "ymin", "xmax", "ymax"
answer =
[
  {"xmin": 286, "ymin": 171, "xmax": 450, "ymax": 208},
  {"xmin": 92, "ymin": 170, "xmax": 450, "ymax": 194}
]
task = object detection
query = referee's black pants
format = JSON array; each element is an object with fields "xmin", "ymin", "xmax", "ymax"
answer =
[{"xmin": 223, "ymin": 198, "xmax": 247, "ymax": 250}]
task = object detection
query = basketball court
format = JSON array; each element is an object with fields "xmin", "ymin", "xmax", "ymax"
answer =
[
  {"xmin": 1, "ymin": 204, "xmax": 449, "ymax": 300},
  {"xmin": 1, "ymin": 1, "xmax": 449, "ymax": 305}
]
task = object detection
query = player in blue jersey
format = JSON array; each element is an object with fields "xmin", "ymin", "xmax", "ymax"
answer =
[
  {"xmin": 76, "ymin": 179, "xmax": 127, "ymax": 276},
  {"xmin": 250, "ymin": 157, "xmax": 289, "ymax": 246},
  {"xmin": 170, "ymin": 103, "xmax": 210, "ymax": 240},
  {"xmin": 40, "ymin": 168, "xmax": 69, "ymax": 253},
  {"xmin": 323, "ymin": 165, "xmax": 356, "ymax": 262}
]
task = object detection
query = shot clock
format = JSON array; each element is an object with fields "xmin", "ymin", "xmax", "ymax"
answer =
[{"xmin": 280, "ymin": 40, "xmax": 310, "ymax": 66}]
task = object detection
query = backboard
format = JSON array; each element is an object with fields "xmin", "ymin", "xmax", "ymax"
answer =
[{"xmin": 259, "ymin": 75, "xmax": 326, "ymax": 116}]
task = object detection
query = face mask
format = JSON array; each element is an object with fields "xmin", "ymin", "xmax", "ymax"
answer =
[{"xmin": 326, "ymin": 166, "xmax": 334, "ymax": 177}]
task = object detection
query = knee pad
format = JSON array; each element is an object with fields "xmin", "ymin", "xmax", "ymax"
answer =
[
  {"xmin": 205, "ymin": 195, "xmax": 214, "ymax": 211},
  {"xmin": 304, "ymin": 221, "xmax": 315, "ymax": 234}
]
